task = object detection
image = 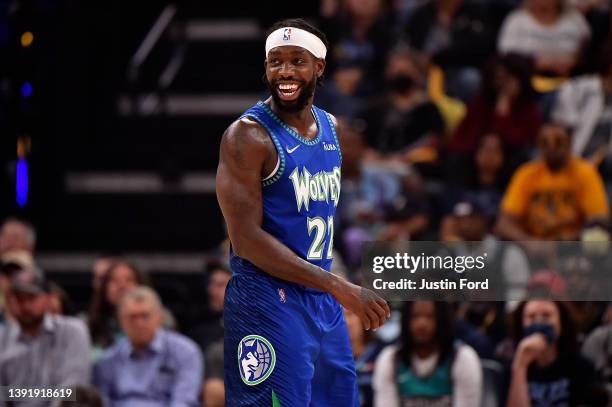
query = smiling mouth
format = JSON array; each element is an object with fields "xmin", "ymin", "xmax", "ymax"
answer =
[{"xmin": 276, "ymin": 83, "xmax": 301, "ymax": 101}]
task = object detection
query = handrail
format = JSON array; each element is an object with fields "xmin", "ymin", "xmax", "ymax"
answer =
[
  {"xmin": 159, "ymin": 44, "xmax": 185, "ymax": 90},
  {"xmin": 128, "ymin": 4, "xmax": 177, "ymax": 83}
]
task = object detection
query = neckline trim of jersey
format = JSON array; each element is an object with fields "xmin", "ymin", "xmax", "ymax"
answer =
[{"xmin": 257, "ymin": 101, "xmax": 322, "ymax": 146}]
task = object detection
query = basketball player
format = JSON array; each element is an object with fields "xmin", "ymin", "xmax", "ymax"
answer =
[{"xmin": 216, "ymin": 18, "xmax": 391, "ymax": 407}]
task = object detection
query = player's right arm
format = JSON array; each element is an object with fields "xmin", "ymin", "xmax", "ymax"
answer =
[{"xmin": 216, "ymin": 118, "xmax": 390, "ymax": 330}]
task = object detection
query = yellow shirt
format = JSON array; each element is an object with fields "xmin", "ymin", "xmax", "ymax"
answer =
[{"xmin": 502, "ymin": 158, "xmax": 609, "ymax": 239}]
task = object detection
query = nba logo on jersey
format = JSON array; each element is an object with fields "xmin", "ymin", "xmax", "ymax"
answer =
[
  {"xmin": 283, "ymin": 28, "xmax": 292, "ymax": 41},
  {"xmin": 238, "ymin": 335, "xmax": 276, "ymax": 386},
  {"xmin": 277, "ymin": 288, "xmax": 286, "ymax": 303}
]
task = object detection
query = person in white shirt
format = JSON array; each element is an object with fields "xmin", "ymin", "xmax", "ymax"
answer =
[
  {"xmin": 373, "ymin": 301, "xmax": 482, "ymax": 407},
  {"xmin": 552, "ymin": 44, "xmax": 612, "ymax": 161},
  {"xmin": 498, "ymin": 0, "xmax": 591, "ymax": 76}
]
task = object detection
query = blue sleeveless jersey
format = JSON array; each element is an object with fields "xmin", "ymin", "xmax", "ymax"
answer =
[
  {"xmin": 230, "ymin": 101, "xmax": 342, "ymax": 275},
  {"xmin": 223, "ymin": 102, "xmax": 357, "ymax": 406}
]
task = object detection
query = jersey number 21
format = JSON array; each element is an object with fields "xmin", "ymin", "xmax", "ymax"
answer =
[{"xmin": 306, "ymin": 216, "xmax": 334, "ymax": 260}]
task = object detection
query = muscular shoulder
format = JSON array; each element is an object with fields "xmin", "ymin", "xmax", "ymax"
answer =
[
  {"xmin": 224, "ymin": 117, "xmax": 272, "ymax": 150},
  {"xmin": 220, "ymin": 117, "xmax": 275, "ymax": 164},
  {"xmin": 327, "ymin": 112, "xmax": 338, "ymax": 128}
]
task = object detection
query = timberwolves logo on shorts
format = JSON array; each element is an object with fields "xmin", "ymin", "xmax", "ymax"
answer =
[{"xmin": 238, "ymin": 335, "xmax": 276, "ymax": 386}]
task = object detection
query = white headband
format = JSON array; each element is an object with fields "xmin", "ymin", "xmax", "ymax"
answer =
[{"xmin": 265, "ymin": 27, "xmax": 327, "ymax": 60}]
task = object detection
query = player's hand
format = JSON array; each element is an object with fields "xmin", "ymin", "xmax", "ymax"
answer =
[{"xmin": 334, "ymin": 281, "xmax": 391, "ymax": 330}]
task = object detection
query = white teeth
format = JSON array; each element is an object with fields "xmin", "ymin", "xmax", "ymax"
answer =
[{"xmin": 278, "ymin": 84, "xmax": 298, "ymax": 91}]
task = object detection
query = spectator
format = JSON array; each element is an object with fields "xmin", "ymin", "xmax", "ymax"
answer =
[
  {"xmin": 345, "ymin": 308, "xmax": 386, "ymax": 407},
  {"xmin": 189, "ymin": 261, "xmax": 231, "ymax": 354},
  {"xmin": 402, "ymin": 0, "xmax": 497, "ymax": 101},
  {"xmin": 496, "ymin": 122, "xmax": 609, "ymax": 241},
  {"xmin": 570, "ymin": 0, "xmax": 610, "ymax": 70},
  {"xmin": 551, "ymin": 42, "xmax": 612, "ymax": 177},
  {"xmin": 362, "ymin": 47, "xmax": 444, "ymax": 163},
  {"xmin": 373, "ymin": 301, "xmax": 482, "ymax": 406},
  {"xmin": 0, "ymin": 255, "xmax": 30, "ymax": 324},
  {"xmin": 498, "ymin": 0, "xmax": 591, "ymax": 77},
  {"xmin": 93, "ymin": 286, "xmax": 203, "ymax": 407},
  {"xmin": 390, "ymin": 0, "xmax": 430, "ymax": 28},
  {"xmin": 320, "ymin": 0, "xmax": 391, "ymax": 89},
  {"xmin": 315, "ymin": 54, "xmax": 368, "ymax": 119},
  {"xmin": 444, "ymin": 195, "xmax": 498, "ymax": 241},
  {"xmin": 88, "ymin": 260, "xmax": 150, "ymax": 350},
  {"xmin": 203, "ymin": 340, "xmax": 225, "ymax": 407},
  {"xmin": 91, "ymin": 255, "xmax": 118, "ymax": 295},
  {"xmin": 48, "ymin": 281, "xmax": 75, "ymax": 316},
  {"xmin": 506, "ymin": 299, "xmax": 607, "ymax": 406},
  {"xmin": 0, "ymin": 269, "xmax": 10, "ymax": 324},
  {"xmin": 582, "ymin": 310, "xmax": 612, "ymax": 402},
  {"xmin": 441, "ymin": 196, "xmax": 531, "ymax": 307},
  {"xmin": 442, "ymin": 133, "xmax": 510, "ymax": 231},
  {"xmin": 0, "ymin": 217, "xmax": 36, "ymax": 257},
  {"xmin": 0, "ymin": 268, "xmax": 91, "ymax": 406},
  {"xmin": 335, "ymin": 121, "xmax": 400, "ymax": 266},
  {"xmin": 567, "ymin": 300, "xmax": 608, "ymax": 337},
  {"xmin": 88, "ymin": 260, "xmax": 175, "ymax": 357},
  {"xmin": 455, "ymin": 301, "xmax": 507, "ymax": 359},
  {"xmin": 447, "ymin": 55, "xmax": 542, "ymax": 154},
  {"xmin": 377, "ymin": 167, "xmax": 431, "ymax": 241}
]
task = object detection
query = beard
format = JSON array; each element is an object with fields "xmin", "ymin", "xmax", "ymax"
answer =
[
  {"xmin": 17, "ymin": 313, "xmax": 44, "ymax": 331},
  {"xmin": 265, "ymin": 74, "xmax": 317, "ymax": 113},
  {"xmin": 545, "ymin": 155, "xmax": 568, "ymax": 172}
]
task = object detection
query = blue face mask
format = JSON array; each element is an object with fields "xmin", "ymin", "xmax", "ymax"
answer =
[{"xmin": 524, "ymin": 322, "xmax": 556, "ymax": 344}]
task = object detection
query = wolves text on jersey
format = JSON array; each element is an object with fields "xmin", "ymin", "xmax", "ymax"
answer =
[{"xmin": 289, "ymin": 166, "xmax": 341, "ymax": 212}]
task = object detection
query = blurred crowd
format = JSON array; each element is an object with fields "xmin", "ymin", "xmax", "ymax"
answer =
[{"xmin": 2, "ymin": 0, "xmax": 612, "ymax": 406}]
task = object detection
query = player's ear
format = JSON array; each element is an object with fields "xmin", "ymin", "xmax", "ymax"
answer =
[{"xmin": 316, "ymin": 58, "xmax": 326, "ymax": 80}]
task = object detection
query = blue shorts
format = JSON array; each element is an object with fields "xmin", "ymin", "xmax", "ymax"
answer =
[{"xmin": 224, "ymin": 271, "xmax": 359, "ymax": 407}]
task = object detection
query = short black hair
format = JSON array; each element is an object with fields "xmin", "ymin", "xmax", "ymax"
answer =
[
  {"xmin": 266, "ymin": 18, "xmax": 329, "ymax": 53},
  {"xmin": 265, "ymin": 19, "xmax": 328, "ymax": 86}
]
